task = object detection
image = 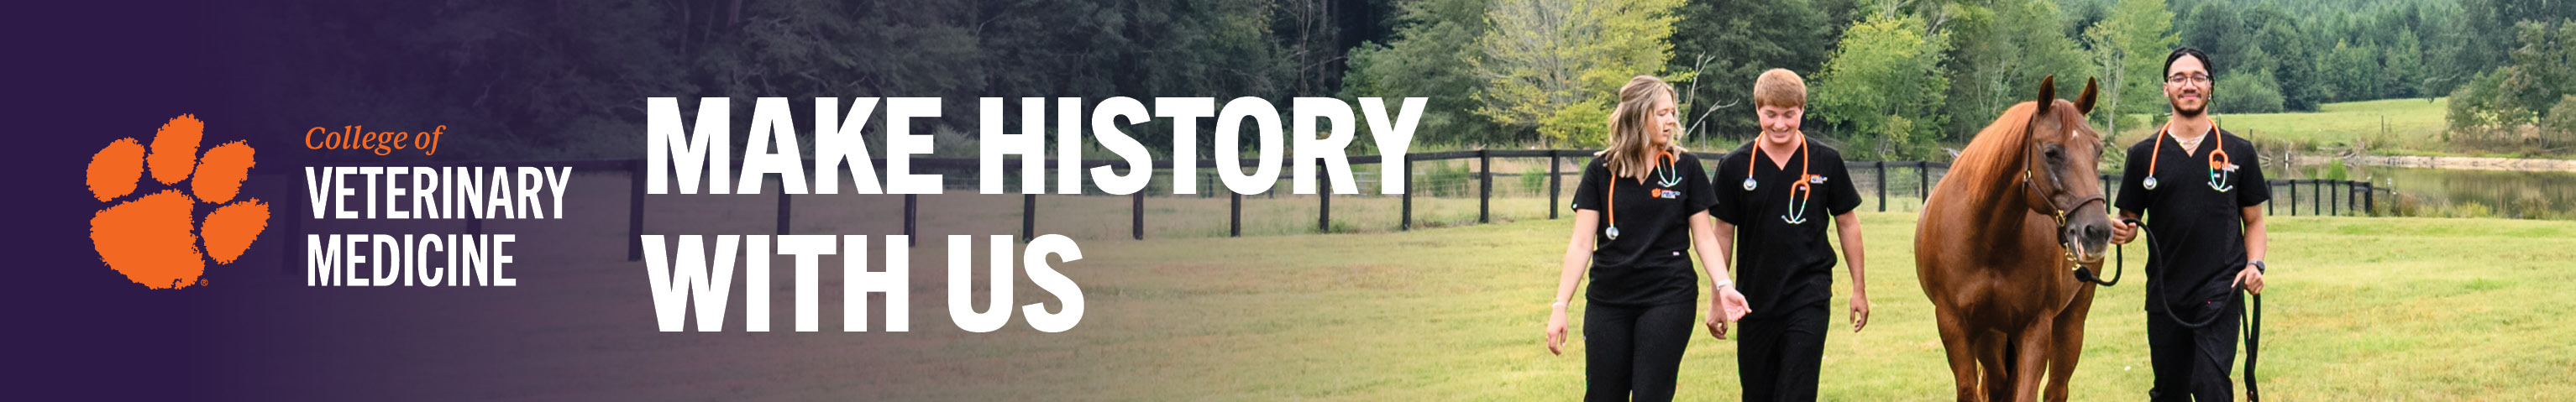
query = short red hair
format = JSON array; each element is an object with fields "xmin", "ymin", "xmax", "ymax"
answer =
[{"xmin": 1753, "ymin": 69, "xmax": 1807, "ymax": 108}]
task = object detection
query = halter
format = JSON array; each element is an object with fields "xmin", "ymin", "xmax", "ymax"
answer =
[
  {"xmin": 1604, "ymin": 151, "xmax": 1681, "ymax": 241},
  {"xmin": 1745, "ymin": 133, "xmax": 1814, "ymax": 224},
  {"xmin": 2017, "ymin": 112, "xmax": 2107, "ymax": 263}
]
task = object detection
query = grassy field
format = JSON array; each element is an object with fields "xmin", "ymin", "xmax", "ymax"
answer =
[{"xmin": 904, "ymin": 211, "xmax": 2576, "ymax": 400}]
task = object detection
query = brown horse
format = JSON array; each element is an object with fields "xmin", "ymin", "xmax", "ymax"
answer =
[{"xmin": 1916, "ymin": 76, "xmax": 2116, "ymax": 402}]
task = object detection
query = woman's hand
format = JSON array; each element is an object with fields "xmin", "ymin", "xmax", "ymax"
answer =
[
  {"xmin": 1707, "ymin": 286, "xmax": 1750, "ymax": 338},
  {"xmin": 1546, "ymin": 305, "xmax": 1571, "ymax": 355}
]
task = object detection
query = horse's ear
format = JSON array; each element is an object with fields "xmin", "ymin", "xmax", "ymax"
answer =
[
  {"xmin": 2075, "ymin": 77, "xmax": 2100, "ymax": 115},
  {"xmin": 2033, "ymin": 75, "xmax": 2058, "ymax": 114}
]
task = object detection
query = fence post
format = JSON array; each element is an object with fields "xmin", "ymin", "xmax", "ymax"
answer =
[
  {"xmin": 2289, "ymin": 180, "xmax": 2299, "ymax": 216},
  {"xmin": 1134, "ymin": 191, "xmax": 1146, "ymax": 240},
  {"xmin": 904, "ymin": 194, "xmax": 918, "ymax": 248},
  {"xmin": 1550, "ymin": 153, "xmax": 1563, "ymax": 219},
  {"xmin": 2266, "ymin": 181, "xmax": 2276, "ymax": 215},
  {"xmin": 1479, "ymin": 150, "xmax": 1493, "ymax": 224},
  {"xmin": 1230, "ymin": 191, "xmax": 1243, "ymax": 238},
  {"xmin": 1916, "ymin": 161, "xmax": 1930, "ymax": 201},
  {"xmin": 628, "ymin": 159, "xmax": 646, "ymax": 261},
  {"xmin": 1402, "ymin": 158, "xmax": 1414, "ymax": 231},
  {"xmin": 1022, "ymin": 194, "xmax": 1036, "ymax": 243},
  {"xmin": 1876, "ymin": 161, "xmax": 1888, "ymax": 212},
  {"xmin": 1319, "ymin": 171, "xmax": 1332, "ymax": 233},
  {"xmin": 2364, "ymin": 183, "xmax": 2376, "ymax": 216},
  {"xmin": 2312, "ymin": 180, "xmax": 2322, "ymax": 217},
  {"xmin": 2345, "ymin": 182, "xmax": 2358, "ymax": 216}
]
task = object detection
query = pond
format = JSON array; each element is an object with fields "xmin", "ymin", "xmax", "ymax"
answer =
[{"xmin": 2304, "ymin": 164, "xmax": 2576, "ymax": 220}]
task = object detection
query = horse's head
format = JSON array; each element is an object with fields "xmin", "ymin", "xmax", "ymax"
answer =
[{"xmin": 2018, "ymin": 76, "xmax": 2112, "ymax": 267}]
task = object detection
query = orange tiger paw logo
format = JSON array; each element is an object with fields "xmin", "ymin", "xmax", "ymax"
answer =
[{"xmin": 87, "ymin": 114, "xmax": 269, "ymax": 289}]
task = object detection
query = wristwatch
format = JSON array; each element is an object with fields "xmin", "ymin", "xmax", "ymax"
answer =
[{"xmin": 2248, "ymin": 260, "xmax": 2266, "ymax": 274}]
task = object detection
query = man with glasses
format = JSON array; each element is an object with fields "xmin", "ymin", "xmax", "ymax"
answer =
[{"xmin": 2108, "ymin": 47, "xmax": 2271, "ymax": 401}]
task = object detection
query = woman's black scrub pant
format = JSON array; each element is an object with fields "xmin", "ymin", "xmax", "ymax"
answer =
[{"xmin": 1584, "ymin": 301, "xmax": 1694, "ymax": 402}]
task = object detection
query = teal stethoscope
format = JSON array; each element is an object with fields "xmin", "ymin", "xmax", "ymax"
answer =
[
  {"xmin": 1605, "ymin": 151, "xmax": 1687, "ymax": 241},
  {"xmin": 1742, "ymin": 134, "xmax": 1818, "ymax": 224},
  {"xmin": 2143, "ymin": 120, "xmax": 2237, "ymax": 192}
]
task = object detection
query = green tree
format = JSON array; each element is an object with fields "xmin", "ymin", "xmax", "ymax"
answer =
[
  {"xmin": 2219, "ymin": 44, "xmax": 2287, "ymax": 114},
  {"xmin": 2543, "ymin": 95, "xmax": 2576, "ymax": 139},
  {"xmin": 2316, "ymin": 39, "xmax": 2384, "ymax": 102},
  {"xmin": 2447, "ymin": 70, "xmax": 2510, "ymax": 134},
  {"xmin": 2385, "ymin": 29, "xmax": 2426, "ymax": 98},
  {"xmin": 1941, "ymin": 0, "xmax": 2088, "ymax": 144},
  {"xmin": 2425, "ymin": 2, "xmax": 2480, "ymax": 96},
  {"xmin": 1343, "ymin": 0, "xmax": 1505, "ymax": 145},
  {"xmin": 2081, "ymin": 0, "xmax": 2176, "ymax": 136},
  {"xmin": 2446, "ymin": 20, "xmax": 2576, "ymax": 150},
  {"xmin": 2250, "ymin": 11, "xmax": 2329, "ymax": 111},
  {"xmin": 1474, "ymin": 0, "xmax": 1688, "ymax": 147},
  {"xmin": 1666, "ymin": 0, "xmax": 1854, "ymax": 144},
  {"xmin": 2491, "ymin": 21, "xmax": 2576, "ymax": 125},
  {"xmin": 1813, "ymin": 12, "xmax": 1949, "ymax": 160},
  {"xmin": 2178, "ymin": 3, "xmax": 2248, "ymax": 76}
]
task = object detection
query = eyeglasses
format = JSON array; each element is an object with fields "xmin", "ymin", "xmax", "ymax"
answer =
[{"xmin": 2166, "ymin": 74, "xmax": 2211, "ymax": 85}]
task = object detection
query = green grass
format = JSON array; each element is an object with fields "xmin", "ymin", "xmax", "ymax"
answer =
[
  {"xmin": 2113, "ymin": 97, "xmax": 2456, "ymax": 156},
  {"xmin": 844, "ymin": 211, "xmax": 2576, "ymax": 400}
]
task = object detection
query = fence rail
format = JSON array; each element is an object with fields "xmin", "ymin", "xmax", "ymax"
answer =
[{"xmin": 267, "ymin": 149, "xmax": 2385, "ymax": 273}]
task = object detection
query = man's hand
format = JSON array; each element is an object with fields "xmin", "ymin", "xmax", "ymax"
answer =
[
  {"xmin": 1707, "ymin": 286, "xmax": 1750, "ymax": 339},
  {"xmin": 1546, "ymin": 305, "xmax": 1571, "ymax": 355},
  {"xmin": 1849, "ymin": 293, "xmax": 1871, "ymax": 332},
  {"xmin": 2111, "ymin": 219, "xmax": 2139, "ymax": 245},
  {"xmin": 2235, "ymin": 265, "xmax": 2266, "ymax": 295}
]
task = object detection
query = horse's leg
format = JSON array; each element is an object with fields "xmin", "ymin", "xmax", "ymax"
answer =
[
  {"xmin": 1935, "ymin": 314, "xmax": 1983, "ymax": 402},
  {"xmin": 2010, "ymin": 321, "xmax": 2058, "ymax": 402},
  {"xmin": 2043, "ymin": 286, "xmax": 2097, "ymax": 402},
  {"xmin": 1979, "ymin": 331, "xmax": 2012, "ymax": 402}
]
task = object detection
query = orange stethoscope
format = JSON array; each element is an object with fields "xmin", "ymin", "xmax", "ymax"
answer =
[
  {"xmin": 1744, "ymin": 133, "xmax": 1817, "ymax": 224},
  {"xmin": 1604, "ymin": 151, "xmax": 1684, "ymax": 241},
  {"xmin": 2143, "ymin": 121, "xmax": 2237, "ymax": 192}
]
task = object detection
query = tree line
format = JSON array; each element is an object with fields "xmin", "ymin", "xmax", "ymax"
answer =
[{"xmin": 244, "ymin": 0, "xmax": 2573, "ymax": 160}]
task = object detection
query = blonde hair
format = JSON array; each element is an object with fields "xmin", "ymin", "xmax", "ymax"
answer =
[
  {"xmin": 1600, "ymin": 76, "xmax": 1683, "ymax": 180},
  {"xmin": 1754, "ymin": 69, "xmax": 1807, "ymax": 108}
]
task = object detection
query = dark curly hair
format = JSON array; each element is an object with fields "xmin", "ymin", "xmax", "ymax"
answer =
[{"xmin": 2164, "ymin": 47, "xmax": 2211, "ymax": 79}]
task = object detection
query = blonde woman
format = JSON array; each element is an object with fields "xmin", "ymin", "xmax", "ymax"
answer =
[{"xmin": 1546, "ymin": 76, "xmax": 1752, "ymax": 402}]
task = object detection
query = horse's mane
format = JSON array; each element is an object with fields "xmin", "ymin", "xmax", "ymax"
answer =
[{"xmin": 1948, "ymin": 101, "xmax": 2044, "ymax": 200}]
